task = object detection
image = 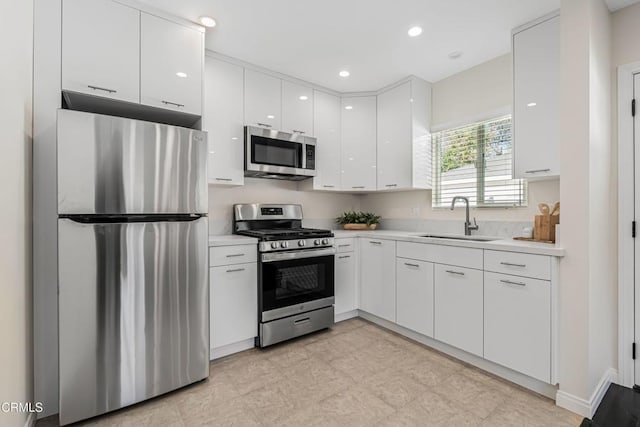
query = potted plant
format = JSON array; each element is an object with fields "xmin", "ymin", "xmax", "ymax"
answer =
[{"xmin": 335, "ymin": 211, "xmax": 381, "ymax": 230}]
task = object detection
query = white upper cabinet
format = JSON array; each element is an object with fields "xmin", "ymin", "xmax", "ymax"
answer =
[
  {"xmin": 282, "ymin": 81, "xmax": 313, "ymax": 135},
  {"xmin": 140, "ymin": 13, "xmax": 203, "ymax": 115},
  {"xmin": 62, "ymin": 0, "xmax": 140, "ymax": 103},
  {"xmin": 341, "ymin": 96, "xmax": 377, "ymax": 191},
  {"xmin": 312, "ymin": 90, "xmax": 342, "ymax": 190},
  {"xmin": 244, "ymin": 69, "xmax": 282, "ymax": 129},
  {"xmin": 377, "ymin": 78, "xmax": 432, "ymax": 190},
  {"xmin": 203, "ymin": 57, "xmax": 245, "ymax": 185},
  {"xmin": 513, "ymin": 15, "xmax": 560, "ymax": 179}
]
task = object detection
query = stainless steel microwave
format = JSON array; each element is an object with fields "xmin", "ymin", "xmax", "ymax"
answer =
[{"xmin": 244, "ymin": 126, "xmax": 316, "ymax": 180}]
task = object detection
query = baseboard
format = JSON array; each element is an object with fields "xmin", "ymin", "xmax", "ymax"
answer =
[
  {"xmin": 24, "ymin": 412, "xmax": 36, "ymax": 427},
  {"xmin": 358, "ymin": 311, "xmax": 559, "ymax": 399},
  {"xmin": 210, "ymin": 338, "xmax": 255, "ymax": 360},
  {"xmin": 556, "ymin": 368, "xmax": 618, "ymax": 418},
  {"xmin": 335, "ymin": 309, "xmax": 358, "ymax": 323}
]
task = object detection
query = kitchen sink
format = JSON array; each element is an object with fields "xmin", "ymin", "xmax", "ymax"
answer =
[{"xmin": 419, "ymin": 234, "xmax": 499, "ymax": 242}]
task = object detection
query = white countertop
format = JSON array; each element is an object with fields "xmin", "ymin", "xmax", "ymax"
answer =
[
  {"xmin": 209, "ymin": 235, "xmax": 258, "ymax": 247},
  {"xmin": 331, "ymin": 229, "xmax": 565, "ymax": 257}
]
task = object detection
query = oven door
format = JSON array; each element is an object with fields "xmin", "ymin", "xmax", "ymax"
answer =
[
  {"xmin": 260, "ymin": 247, "xmax": 335, "ymax": 321},
  {"xmin": 245, "ymin": 126, "xmax": 316, "ymax": 177}
]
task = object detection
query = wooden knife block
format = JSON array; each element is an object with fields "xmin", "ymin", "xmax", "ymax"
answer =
[{"xmin": 534, "ymin": 215, "xmax": 559, "ymax": 242}]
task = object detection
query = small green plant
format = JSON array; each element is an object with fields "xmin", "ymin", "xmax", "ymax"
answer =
[{"xmin": 335, "ymin": 211, "xmax": 381, "ymax": 226}]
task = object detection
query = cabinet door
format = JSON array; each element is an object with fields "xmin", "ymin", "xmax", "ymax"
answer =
[
  {"xmin": 484, "ymin": 272, "xmax": 551, "ymax": 383},
  {"xmin": 377, "ymin": 81, "xmax": 412, "ymax": 190},
  {"xmin": 434, "ymin": 264, "xmax": 483, "ymax": 356},
  {"xmin": 313, "ymin": 90, "xmax": 342, "ymax": 190},
  {"xmin": 282, "ymin": 81, "xmax": 313, "ymax": 135},
  {"xmin": 513, "ymin": 16, "xmax": 560, "ymax": 179},
  {"xmin": 140, "ymin": 13, "xmax": 203, "ymax": 115},
  {"xmin": 396, "ymin": 258, "xmax": 434, "ymax": 337},
  {"xmin": 244, "ymin": 69, "xmax": 281, "ymax": 129},
  {"xmin": 341, "ymin": 96, "xmax": 377, "ymax": 191},
  {"xmin": 210, "ymin": 263, "xmax": 258, "ymax": 351},
  {"xmin": 359, "ymin": 239, "xmax": 396, "ymax": 322},
  {"xmin": 335, "ymin": 252, "xmax": 357, "ymax": 315},
  {"xmin": 204, "ymin": 57, "xmax": 245, "ymax": 185},
  {"xmin": 62, "ymin": 0, "xmax": 140, "ymax": 103}
]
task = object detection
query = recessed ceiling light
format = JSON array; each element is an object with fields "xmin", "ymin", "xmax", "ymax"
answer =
[
  {"xmin": 199, "ymin": 16, "xmax": 217, "ymax": 28},
  {"xmin": 231, "ymin": 137, "xmax": 238, "ymax": 140},
  {"xmin": 345, "ymin": 105, "xmax": 353, "ymax": 110},
  {"xmin": 527, "ymin": 102, "xmax": 537, "ymax": 107},
  {"xmin": 299, "ymin": 95, "xmax": 308, "ymax": 101},
  {"xmin": 339, "ymin": 70, "xmax": 350, "ymax": 78},
  {"xmin": 408, "ymin": 26, "xmax": 423, "ymax": 37},
  {"xmin": 267, "ymin": 115, "xmax": 275, "ymax": 119},
  {"xmin": 448, "ymin": 50, "xmax": 462, "ymax": 59},
  {"xmin": 176, "ymin": 72, "xmax": 187, "ymax": 78}
]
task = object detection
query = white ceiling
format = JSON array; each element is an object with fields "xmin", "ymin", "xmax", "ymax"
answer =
[
  {"xmin": 138, "ymin": 0, "xmax": 636, "ymax": 92},
  {"xmin": 604, "ymin": 0, "xmax": 640, "ymax": 11}
]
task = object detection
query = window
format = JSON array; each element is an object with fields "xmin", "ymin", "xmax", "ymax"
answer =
[{"xmin": 432, "ymin": 115, "xmax": 527, "ymax": 208}]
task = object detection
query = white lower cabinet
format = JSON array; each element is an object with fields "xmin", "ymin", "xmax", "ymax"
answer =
[
  {"xmin": 209, "ymin": 258, "xmax": 257, "ymax": 356},
  {"xmin": 396, "ymin": 258, "xmax": 434, "ymax": 338},
  {"xmin": 484, "ymin": 271, "xmax": 551, "ymax": 382},
  {"xmin": 335, "ymin": 251, "xmax": 357, "ymax": 316},
  {"xmin": 434, "ymin": 264, "xmax": 484, "ymax": 357},
  {"xmin": 359, "ymin": 238, "xmax": 396, "ymax": 322}
]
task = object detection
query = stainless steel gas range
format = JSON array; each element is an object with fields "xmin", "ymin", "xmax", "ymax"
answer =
[{"xmin": 233, "ymin": 204, "xmax": 335, "ymax": 347}]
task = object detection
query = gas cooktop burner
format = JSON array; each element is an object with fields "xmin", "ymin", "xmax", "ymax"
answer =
[{"xmin": 237, "ymin": 227, "xmax": 333, "ymax": 241}]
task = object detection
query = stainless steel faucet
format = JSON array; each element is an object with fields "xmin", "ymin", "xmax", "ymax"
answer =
[{"xmin": 450, "ymin": 196, "xmax": 479, "ymax": 236}]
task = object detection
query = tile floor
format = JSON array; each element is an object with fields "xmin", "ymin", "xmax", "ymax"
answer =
[{"xmin": 37, "ymin": 318, "xmax": 583, "ymax": 426}]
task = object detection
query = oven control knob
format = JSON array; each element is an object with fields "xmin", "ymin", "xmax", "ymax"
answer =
[
  {"xmin": 314, "ymin": 239, "xmax": 320, "ymax": 246},
  {"xmin": 321, "ymin": 238, "xmax": 329, "ymax": 245},
  {"xmin": 298, "ymin": 240, "xmax": 306, "ymax": 247},
  {"xmin": 271, "ymin": 242, "xmax": 279, "ymax": 249},
  {"xmin": 280, "ymin": 241, "xmax": 289, "ymax": 248}
]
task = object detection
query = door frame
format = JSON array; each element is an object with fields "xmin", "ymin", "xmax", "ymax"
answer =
[{"xmin": 618, "ymin": 61, "xmax": 640, "ymax": 387}]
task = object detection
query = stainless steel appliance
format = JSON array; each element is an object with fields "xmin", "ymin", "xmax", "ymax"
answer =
[
  {"xmin": 57, "ymin": 110, "xmax": 209, "ymax": 425},
  {"xmin": 233, "ymin": 204, "xmax": 334, "ymax": 347},
  {"xmin": 244, "ymin": 126, "xmax": 316, "ymax": 180}
]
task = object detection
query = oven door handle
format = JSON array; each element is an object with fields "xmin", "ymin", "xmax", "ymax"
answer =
[{"xmin": 261, "ymin": 247, "xmax": 336, "ymax": 262}]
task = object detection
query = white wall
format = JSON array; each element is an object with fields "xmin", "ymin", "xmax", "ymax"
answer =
[
  {"xmin": 0, "ymin": 0, "xmax": 34, "ymax": 426},
  {"xmin": 208, "ymin": 179, "xmax": 361, "ymax": 233},
  {"xmin": 361, "ymin": 54, "xmax": 560, "ymax": 224},
  {"xmin": 556, "ymin": 0, "xmax": 615, "ymax": 416}
]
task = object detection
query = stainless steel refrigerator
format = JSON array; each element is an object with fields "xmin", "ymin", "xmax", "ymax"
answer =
[{"xmin": 56, "ymin": 110, "xmax": 209, "ymax": 425}]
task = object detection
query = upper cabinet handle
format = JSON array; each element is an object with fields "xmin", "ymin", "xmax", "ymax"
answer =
[
  {"xmin": 256, "ymin": 122, "xmax": 272, "ymax": 128},
  {"xmin": 293, "ymin": 130, "xmax": 306, "ymax": 134},
  {"xmin": 162, "ymin": 100, "xmax": 185, "ymax": 108},
  {"xmin": 385, "ymin": 184, "xmax": 398, "ymax": 187},
  {"xmin": 88, "ymin": 85, "xmax": 116, "ymax": 94},
  {"xmin": 338, "ymin": 255, "xmax": 351, "ymax": 259},
  {"xmin": 524, "ymin": 169, "xmax": 551, "ymax": 174},
  {"xmin": 322, "ymin": 185, "xmax": 335, "ymax": 188},
  {"xmin": 352, "ymin": 186, "xmax": 365, "ymax": 189},
  {"xmin": 500, "ymin": 262, "xmax": 526, "ymax": 268},
  {"xmin": 215, "ymin": 177, "xmax": 233, "ymax": 182}
]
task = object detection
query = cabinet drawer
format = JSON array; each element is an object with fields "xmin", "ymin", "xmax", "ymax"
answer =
[
  {"xmin": 335, "ymin": 238, "xmax": 355, "ymax": 253},
  {"xmin": 484, "ymin": 272, "xmax": 551, "ymax": 383},
  {"xmin": 209, "ymin": 244, "xmax": 257, "ymax": 267},
  {"xmin": 397, "ymin": 241, "xmax": 483, "ymax": 270},
  {"xmin": 484, "ymin": 250, "xmax": 550, "ymax": 280}
]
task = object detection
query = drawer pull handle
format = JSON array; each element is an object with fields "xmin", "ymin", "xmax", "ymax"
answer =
[
  {"xmin": 369, "ymin": 241, "xmax": 382, "ymax": 245},
  {"xmin": 215, "ymin": 177, "xmax": 233, "ymax": 182},
  {"xmin": 404, "ymin": 263, "xmax": 420, "ymax": 268},
  {"xmin": 226, "ymin": 268, "xmax": 245, "ymax": 273},
  {"xmin": 385, "ymin": 184, "xmax": 398, "ymax": 187},
  {"xmin": 524, "ymin": 169, "xmax": 551, "ymax": 174},
  {"xmin": 256, "ymin": 122, "xmax": 272, "ymax": 128},
  {"xmin": 322, "ymin": 185, "xmax": 335, "ymax": 188},
  {"xmin": 500, "ymin": 262, "xmax": 526, "ymax": 268},
  {"xmin": 88, "ymin": 85, "xmax": 117, "ymax": 94},
  {"xmin": 162, "ymin": 100, "xmax": 185, "ymax": 108},
  {"xmin": 226, "ymin": 253, "xmax": 245, "ymax": 258},
  {"xmin": 500, "ymin": 279, "xmax": 526, "ymax": 287},
  {"xmin": 445, "ymin": 270, "xmax": 465, "ymax": 276},
  {"xmin": 338, "ymin": 244, "xmax": 351, "ymax": 247},
  {"xmin": 338, "ymin": 255, "xmax": 351, "ymax": 259},
  {"xmin": 352, "ymin": 186, "xmax": 365, "ymax": 189},
  {"xmin": 292, "ymin": 130, "xmax": 306, "ymax": 134},
  {"xmin": 294, "ymin": 317, "xmax": 311, "ymax": 325}
]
